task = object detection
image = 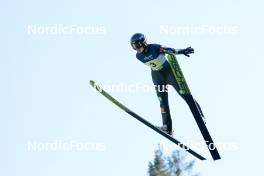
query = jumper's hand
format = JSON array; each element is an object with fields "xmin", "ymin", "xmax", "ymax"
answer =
[{"xmin": 178, "ymin": 47, "xmax": 194, "ymax": 57}]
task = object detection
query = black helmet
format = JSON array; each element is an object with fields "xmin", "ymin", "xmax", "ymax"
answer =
[{"xmin": 130, "ymin": 33, "xmax": 147, "ymax": 50}]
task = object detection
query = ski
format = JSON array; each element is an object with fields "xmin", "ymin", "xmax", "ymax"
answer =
[
  {"xmin": 167, "ymin": 54, "xmax": 221, "ymax": 160},
  {"xmin": 90, "ymin": 80, "xmax": 206, "ymax": 160}
]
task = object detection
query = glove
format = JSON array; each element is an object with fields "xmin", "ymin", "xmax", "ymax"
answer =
[{"xmin": 177, "ymin": 47, "xmax": 194, "ymax": 57}]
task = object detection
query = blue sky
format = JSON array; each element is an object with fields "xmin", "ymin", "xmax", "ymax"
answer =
[{"xmin": 1, "ymin": 0, "xmax": 264, "ymax": 175}]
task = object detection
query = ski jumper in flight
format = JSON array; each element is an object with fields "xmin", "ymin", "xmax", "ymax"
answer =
[{"xmin": 130, "ymin": 33, "xmax": 204, "ymax": 135}]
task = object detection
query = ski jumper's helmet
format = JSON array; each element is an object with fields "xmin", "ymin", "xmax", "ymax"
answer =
[{"xmin": 130, "ymin": 33, "xmax": 147, "ymax": 50}]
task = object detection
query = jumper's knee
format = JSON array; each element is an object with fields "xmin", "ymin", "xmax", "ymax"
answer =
[{"xmin": 160, "ymin": 105, "xmax": 170, "ymax": 113}]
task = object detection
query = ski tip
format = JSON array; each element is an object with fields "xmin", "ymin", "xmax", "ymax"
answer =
[{"xmin": 89, "ymin": 80, "xmax": 95, "ymax": 86}]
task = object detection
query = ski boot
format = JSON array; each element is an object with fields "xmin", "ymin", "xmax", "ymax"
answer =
[{"xmin": 156, "ymin": 125, "xmax": 174, "ymax": 136}]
